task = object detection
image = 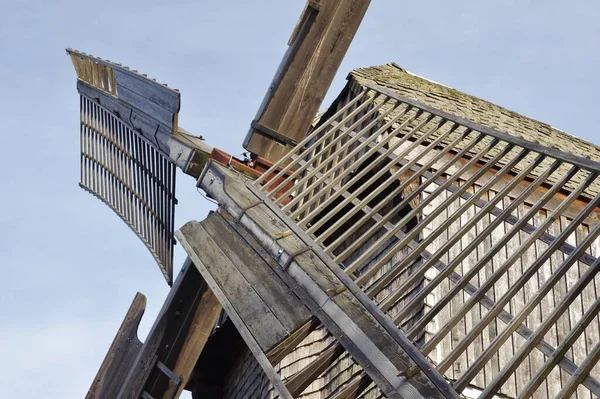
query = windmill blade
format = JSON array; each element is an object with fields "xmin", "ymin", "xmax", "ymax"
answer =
[{"xmin": 67, "ymin": 49, "xmax": 211, "ymax": 285}]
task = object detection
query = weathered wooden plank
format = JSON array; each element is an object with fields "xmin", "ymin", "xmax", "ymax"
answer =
[
  {"xmin": 86, "ymin": 293, "xmax": 146, "ymax": 399},
  {"xmin": 414, "ymin": 146, "xmax": 600, "ymax": 225},
  {"xmin": 177, "ymin": 220, "xmax": 288, "ymax": 351},
  {"xmin": 351, "ymin": 129, "xmax": 599, "ymax": 269},
  {"xmin": 202, "ymin": 212, "xmax": 312, "ymax": 334},
  {"xmin": 116, "ymin": 84, "xmax": 175, "ymax": 129},
  {"xmin": 175, "ymin": 223, "xmax": 293, "ymax": 399},
  {"xmin": 266, "ymin": 318, "xmax": 321, "ymax": 365},
  {"xmin": 130, "ymin": 264, "xmax": 221, "ymax": 399},
  {"xmin": 113, "ymin": 69, "xmax": 180, "ymax": 113},
  {"xmin": 556, "ymin": 342, "xmax": 600, "ymax": 398},
  {"xmin": 245, "ymin": 0, "xmax": 372, "ymax": 162},
  {"xmin": 116, "ymin": 261, "xmax": 203, "ymax": 398},
  {"xmin": 199, "ymin": 162, "xmax": 459, "ymax": 398},
  {"xmin": 325, "ymin": 374, "xmax": 373, "ymax": 399},
  {"xmin": 452, "ymin": 185, "xmax": 600, "ymax": 392}
]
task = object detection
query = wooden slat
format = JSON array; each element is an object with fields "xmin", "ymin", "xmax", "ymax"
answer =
[
  {"xmin": 556, "ymin": 342, "xmax": 600, "ymax": 398},
  {"xmin": 285, "ymin": 342, "xmax": 346, "ymax": 397},
  {"xmin": 478, "ymin": 214, "xmax": 600, "ymax": 398},
  {"xmin": 451, "ymin": 173, "xmax": 599, "ymax": 392},
  {"xmin": 251, "ymin": 80, "xmax": 600, "ymax": 398},
  {"xmin": 289, "ymin": 112, "xmax": 433, "ymax": 220},
  {"xmin": 266, "ymin": 318, "xmax": 321, "ymax": 365},
  {"xmin": 201, "ymin": 212, "xmax": 312, "ymax": 333},
  {"xmin": 307, "ymin": 116, "xmax": 451, "ymax": 236},
  {"xmin": 362, "ymin": 81, "xmax": 600, "ymax": 173},
  {"xmin": 159, "ymin": 287, "xmax": 222, "ymax": 399},
  {"xmin": 78, "ymin": 95, "xmax": 176, "ymax": 284},
  {"xmin": 175, "ymin": 221, "xmax": 294, "ymax": 399},
  {"xmin": 341, "ymin": 138, "xmax": 501, "ymax": 272},
  {"xmin": 381, "ymin": 152, "xmax": 545, "ymax": 318},
  {"xmin": 270, "ymin": 95, "xmax": 400, "ymax": 201},
  {"xmin": 256, "ymin": 90, "xmax": 368, "ymax": 186}
]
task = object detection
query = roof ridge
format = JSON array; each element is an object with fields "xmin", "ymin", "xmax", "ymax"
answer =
[{"xmin": 349, "ymin": 63, "xmax": 600, "ymax": 158}]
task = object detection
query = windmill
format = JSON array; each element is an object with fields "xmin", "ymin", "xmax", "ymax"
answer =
[{"xmin": 69, "ymin": 2, "xmax": 600, "ymax": 398}]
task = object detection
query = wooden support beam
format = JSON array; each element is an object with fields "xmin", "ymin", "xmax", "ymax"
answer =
[
  {"xmin": 266, "ymin": 317, "xmax": 321, "ymax": 365},
  {"xmin": 86, "ymin": 293, "xmax": 146, "ymax": 399},
  {"xmin": 161, "ymin": 287, "xmax": 222, "ymax": 399},
  {"xmin": 113, "ymin": 262, "xmax": 222, "ymax": 399},
  {"xmin": 244, "ymin": 0, "xmax": 372, "ymax": 162}
]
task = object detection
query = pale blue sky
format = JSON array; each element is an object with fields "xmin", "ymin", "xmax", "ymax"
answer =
[{"xmin": 1, "ymin": 1, "xmax": 600, "ymax": 398}]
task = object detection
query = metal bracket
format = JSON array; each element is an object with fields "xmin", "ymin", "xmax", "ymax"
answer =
[
  {"xmin": 282, "ymin": 246, "xmax": 313, "ymax": 270},
  {"xmin": 237, "ymin": 199, "xmax": 265, "ymax": 222}
]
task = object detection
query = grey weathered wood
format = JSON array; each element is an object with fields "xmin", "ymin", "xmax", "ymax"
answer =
[
  {"xmin": 175, "ymin": 221, "xmax": 294, "ymax": 399},
  {"xmin": 270, "ymin": 94, "xmax": 397, "ymax": 201},
  {"xmin": 67, "ymin": 49, "xmax": 180, "ymax": 113},
  {"xmin": 556, "ymin": 342, "xmax": 600, "ymax": 398},
  {"xmin": 85, "ymin": 293, "xmax": 146, "ymax": 399},
  {"xmin": 115, "ymin": 84, "xmax": 175, "ymax": 128},
  {"xmin": 255, "ymin": 90, "xmax": 368, "ymax": 186},
  {"xmin": 285, "ymin": 342, "xmax": 345, "ymax": 396},
  {"xmin": 349, "ymin": 128, "xmax": 600, "ymax": 268},
  {"xmin": 201, "ymin": 212, "xmax": 312, "ymax": 333},
  {"xmin": 199, "ymin": 162, "xmax": 459, "ymax": 399},
  {"xmin": 113, "ymin": 69, "xmax": 180, "ymax": 114},
  {"xmin": 451, "ymin": 175, "xmax": 600, "ymax": 392},
  {"xmin": 109, "ymin": 260, "xmax": 223, "ymax": 399},
  {"xmin": 396, "ymin": 157, "xmax": 559, "ymax": 327},
  {"xmin": 478, "ymin": 216, "xmax": 600, "ymax": 398},
  {"xmin": 314, "ymin": 120, "xmax": 460, "ymax": 241},
  {"xmin": 379, "ymin": 148, "xmax": 532, "ymax": 303},
  {"xmin": 177, "ymin": 219, "xmax": 289, "ymax": 351},
  {"xmin": 266, "ymin": 317, "xmax": 321, "ymax": 365},
  {"xmin": 325, "ymin": 374, "xmax": 373, "ymax": 399},
  {"xmin": 288, "ymin": 112, "xmax": 433, "ymax": 219}
]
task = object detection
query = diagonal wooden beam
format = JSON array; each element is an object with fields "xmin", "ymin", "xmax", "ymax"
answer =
[{"xmin": 245, "ymin": 0, "xmax": 372, "ymax": 162}]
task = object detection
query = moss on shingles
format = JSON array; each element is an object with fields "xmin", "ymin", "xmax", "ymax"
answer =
[{"xmin": 350, "ymin": 63, "xmax": 600, "ymax": 198}]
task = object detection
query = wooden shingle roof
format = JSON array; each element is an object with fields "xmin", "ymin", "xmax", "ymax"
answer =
[{"xmin": 350, "ymin": 63, "xmax": 600, "ymax": 200}]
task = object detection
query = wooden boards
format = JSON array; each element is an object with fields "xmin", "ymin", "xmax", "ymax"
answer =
[
  {"xmin": 176, "ymin": 212, "xmax": 315, "ymax": 399},
  {"xmin": 197, "ymin": 161, "xmax": 459, "ymax": 399},
  {"xmin": 86, "ymin": 293, "xmax": 146, "ymax": 399},
  {"xmin": 83, "ymin": 261, "xmax": 224, "ymax": 399},
  {"xmin": 244, "ymin": 0, "xmax": 371, "ymax": 162}
]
